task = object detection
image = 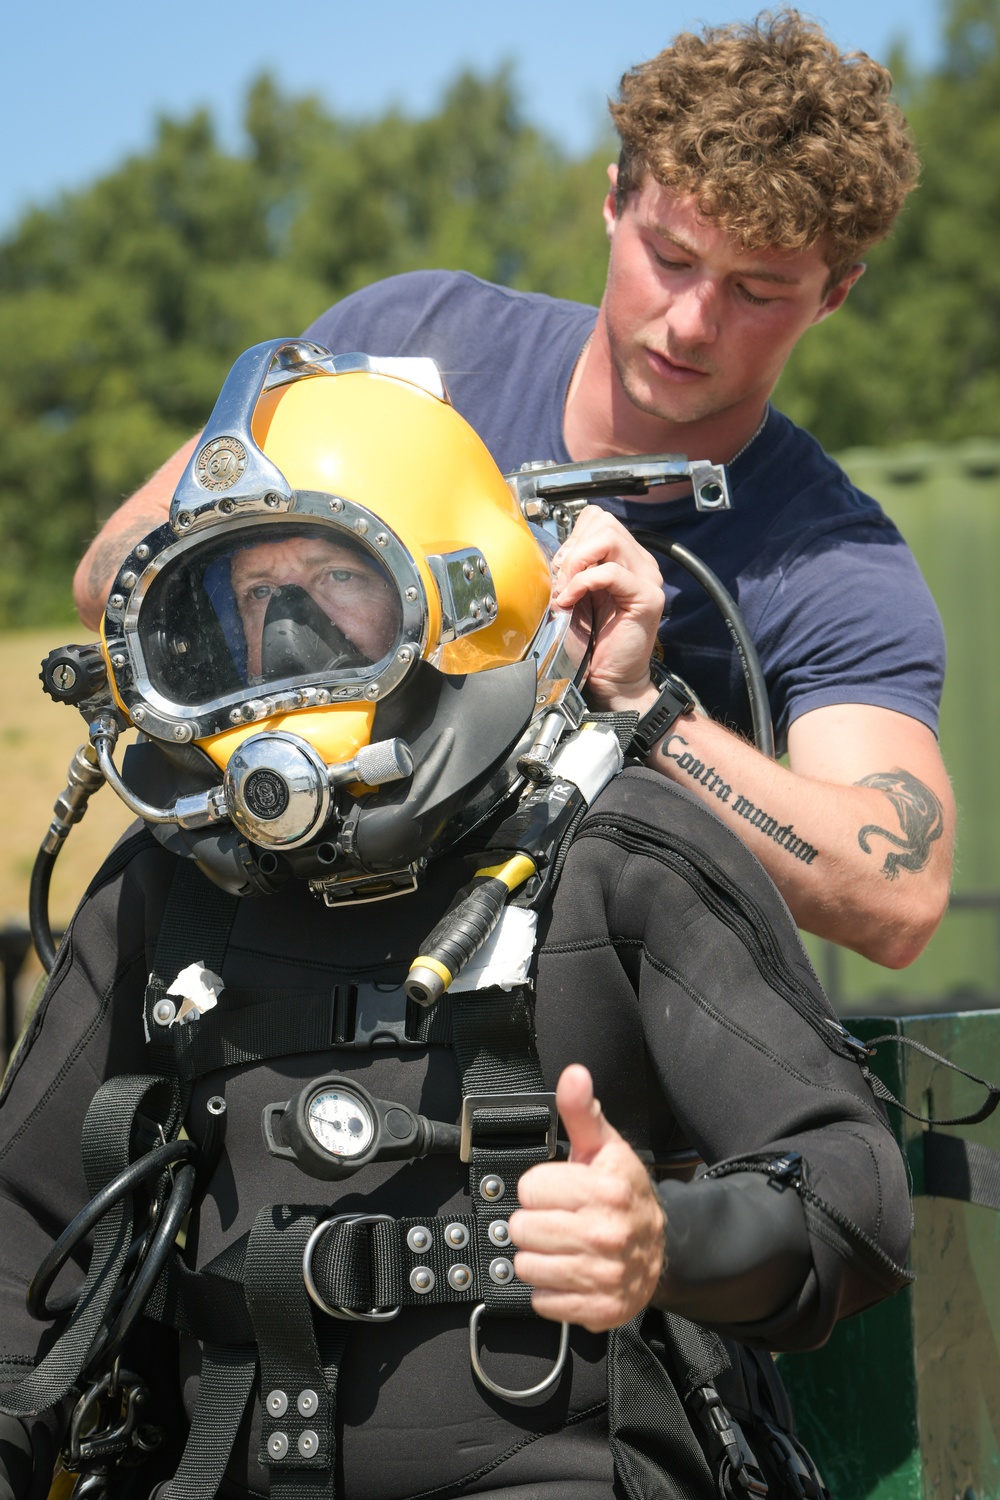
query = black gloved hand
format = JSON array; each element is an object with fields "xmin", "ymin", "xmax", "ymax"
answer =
[{"xmin": 0, "ymin": 1415, "xmax": 32, "ymax": 1500}]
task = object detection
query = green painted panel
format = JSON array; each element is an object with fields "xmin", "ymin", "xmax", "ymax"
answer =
[
  {"xmin": 781, "ymin": 1013, "xmax": 1000, "ymax": 1498},
  {"xmin": 804, "ymin": 441, "xmax": 1000, "ymax": 1010}
]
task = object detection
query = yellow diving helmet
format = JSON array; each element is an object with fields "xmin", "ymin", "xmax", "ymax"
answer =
[{"xmin": 50, "ymin": 339, "xmax": 589, "ymax": 901}]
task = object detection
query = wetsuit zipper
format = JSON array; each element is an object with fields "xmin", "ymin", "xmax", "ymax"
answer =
[{"xmin": 703, "ymin": 1152, "xmax": 912, "ymax": 1288}]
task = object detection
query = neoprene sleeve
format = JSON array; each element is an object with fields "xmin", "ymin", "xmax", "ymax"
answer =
[{"xmin": 653, "ymin": 1173, "xmax": 812, "ymax": 1326}]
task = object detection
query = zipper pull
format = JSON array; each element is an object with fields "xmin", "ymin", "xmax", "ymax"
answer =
[
  {"xmin": 765, "ymin": 1151, "xmax": 803, "ymax": 1188},
  {"xmin": 826, "ymin": 1018, "xmax": 874, "ymax": 1062}
]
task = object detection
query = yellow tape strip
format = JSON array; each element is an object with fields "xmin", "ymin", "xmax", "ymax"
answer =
[{"xmin": 475, "ymin": 854, "xmax": 537, "ymax": 890}]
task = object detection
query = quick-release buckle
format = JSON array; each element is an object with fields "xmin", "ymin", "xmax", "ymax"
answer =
[
  {"xmin": 459, "ymin": 1092, "xmax": 559, "ymax": 1164},
  {"xmin": 690, "ymin": 1385, "xmax": 769, "ymax": 1497},
  {"xmin": 302, "ymin": 1213, "xmax": 401, "ymax": 1322}
]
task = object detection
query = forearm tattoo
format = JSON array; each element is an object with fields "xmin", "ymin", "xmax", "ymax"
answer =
[
  {"xmin": 659, "ymin": 733, "xmax": 819, "ymax": 864},
  {"xmin": 855, "ymin": 768, "xmax": 944, "ymax": 880}
]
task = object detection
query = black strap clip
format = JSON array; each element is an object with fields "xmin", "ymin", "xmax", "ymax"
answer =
[
  {"xmin": 761, "ymin": 1421, "xmax": 829, "ymax": 1499},
  {"xmin": 689, "ymin": 1384, "xmax": 769, "ymax": 1497},
  {"xmin": 66, "ymin": 1364, "xmax": 160, "ymax": 1470}
]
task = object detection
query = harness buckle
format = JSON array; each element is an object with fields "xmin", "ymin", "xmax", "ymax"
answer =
[
  {"xmin": 689, "ymin": 1384, "xmax": 769, "ymax": 1497},
  {"xmin": 468, "ymin": 1303, "xmax": 569, "ymax": 1402},
  {"xmin": 302, "ymin": 1213, "xmax": 401, "ymax": 1322},
  {"xmin": 459, "ymin": 1092, "xmax": 559, "ymax": 1163}
]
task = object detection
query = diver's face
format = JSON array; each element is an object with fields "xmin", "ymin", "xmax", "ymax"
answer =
[{"xmin": 231, "ymin": 535, "xmax": 399, "ymax": 676}]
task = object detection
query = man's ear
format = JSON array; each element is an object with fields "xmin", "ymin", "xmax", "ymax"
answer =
[
  {"xmin": 813, "ymin": 262, "xmax": 865, "ymax": 325},
  {"xmin": 602, "ymin": 163, "xmax": 618, "ymax": 242}
]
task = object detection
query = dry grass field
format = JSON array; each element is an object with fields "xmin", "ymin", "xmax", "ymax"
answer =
[{"xmin": 2, "ymin": 630, "xmax": 137, "ymax": 1000}]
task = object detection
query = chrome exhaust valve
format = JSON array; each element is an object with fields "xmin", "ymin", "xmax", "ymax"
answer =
[{"xmin": 89, "ymin": 715, "xmax": 413, "ymax": 846}]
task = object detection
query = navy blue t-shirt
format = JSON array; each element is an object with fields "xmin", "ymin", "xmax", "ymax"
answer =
[{"xmin": 305, "ymin": 270, "xmax": 945, "ymax": 752}]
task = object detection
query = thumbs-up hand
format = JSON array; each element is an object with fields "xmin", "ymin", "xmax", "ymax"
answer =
[{"xmin": 508, "ymin": 1064, "xmax": 666, "ymax": 1332}]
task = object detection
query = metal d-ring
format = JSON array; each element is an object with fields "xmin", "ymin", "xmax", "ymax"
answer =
[
  {"xmin": 468, "ymin": 1303, "xmax": 569, "ymax": 1401},
  {"xmin": 302, "ymin": 1213, "xmax": 400, "ymax": 1322}
]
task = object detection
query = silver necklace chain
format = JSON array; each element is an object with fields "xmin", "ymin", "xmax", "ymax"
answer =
[{"xmin": 729, "ymin": 407, "xmax": 770, "ymax": 466}]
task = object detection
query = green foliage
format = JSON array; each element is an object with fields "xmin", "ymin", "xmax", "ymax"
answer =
[
  {"xmin": 776, "ymin": 0, "xmax": 1000, "ymax": 448},
  {"xmin": 0, "ymin": 71, "xmax": 609, "ymax": 625}
]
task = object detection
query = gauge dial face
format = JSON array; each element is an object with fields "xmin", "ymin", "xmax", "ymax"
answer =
[{"xmin": 306, "ymin": 1087, "xmax": 375, "ymax": 1158}]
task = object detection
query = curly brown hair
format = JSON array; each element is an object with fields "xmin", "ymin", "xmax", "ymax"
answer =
[{"xmin": 610, "ymin": 9, "xmax": 919, "ymax": 285}]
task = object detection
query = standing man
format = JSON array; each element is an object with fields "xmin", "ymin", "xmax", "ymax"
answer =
[{"xmin": 73, "ymin": 11, "xmax": 953, "ymax": 969}]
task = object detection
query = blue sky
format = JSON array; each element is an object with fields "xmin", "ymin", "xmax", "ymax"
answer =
[{"xmin": 4, "ymin": 0, "xmax": 945, "ymax": 237}]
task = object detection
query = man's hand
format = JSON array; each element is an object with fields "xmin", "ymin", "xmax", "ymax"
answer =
[
  {"xmin": 551, "ymin": 507, "xmax": 663, "ymax": 714},
  {"xmin": 509, "ymin": 1064, "xmax": 665, "ymax": 1331}
]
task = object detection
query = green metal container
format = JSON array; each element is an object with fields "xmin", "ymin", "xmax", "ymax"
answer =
[{"xmin": 780, "ymin": 1011, "xmax": 1000, "ymax": 1499}]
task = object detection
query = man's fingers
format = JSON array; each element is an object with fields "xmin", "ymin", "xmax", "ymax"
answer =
[
  {"xmin": 515, "ymin": 1161, "xmax": 616, "ymax": 1211},
  {"xmin": 513, "ymin": 1249, "xmax": 615, "ymax": 1292},
  {"xmin": 554, "ymin": 560, "xmax": 659, "ymax": 612},
  {"xmin": 528, "ymin": 1288, "xmax": 627, "ymax": 1332},
  {"xmin": 509, "ymin": 1201, "xmax": 635, "ymax": 1254}
]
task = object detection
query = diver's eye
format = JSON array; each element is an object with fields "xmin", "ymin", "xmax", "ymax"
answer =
[
  {"xmin": 249, "ymin": 584, "xmax": 275, "ymax": 601},
  {"xmin": 327, "ymin": 568, "xmax": 358, "ymax": 585}
]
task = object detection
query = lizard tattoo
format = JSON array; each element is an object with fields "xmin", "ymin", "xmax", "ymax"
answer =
[{"xmin": 855, "ymin": 769, "xmax": 944, "ymax": 880}]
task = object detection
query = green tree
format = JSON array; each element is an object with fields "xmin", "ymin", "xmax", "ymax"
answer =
[{"xmin": 776, "ymin": 0, "xmax": 1000, "ymax": 449}]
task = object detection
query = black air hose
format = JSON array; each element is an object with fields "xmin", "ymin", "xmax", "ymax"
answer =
[{"xmin": 630, "ymin": 529, "xmax": 774, "ymax": 758}]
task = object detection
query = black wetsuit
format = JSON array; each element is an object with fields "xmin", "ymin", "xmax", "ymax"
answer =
[{"xmin": 0, "ymin": 771, "xmax": 910, "ymax": 1500}]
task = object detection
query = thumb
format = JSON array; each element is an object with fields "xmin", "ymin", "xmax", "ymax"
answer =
[{"xmin": 557, "ymin": 1064, "xmax": 622, "ymax": 1164}]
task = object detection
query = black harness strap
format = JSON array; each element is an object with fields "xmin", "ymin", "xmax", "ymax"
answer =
[
  {"xmin": 165, "ymin": 990, "xmax": 338, "ymax": 1082},
  {"xmin": 158, "ymin": 1344, "xmax": 256, "ymax": 1500},
  {"xmin": 0, "ymin": 1074, "xmax": 178, "ymax": 1417},
  {"xmin": 245, "ymin": 1206, "xmax": 342, "ymax": 1500},
  {"xmin": 449, "ymin": 987, "xmax": 550, "ymax": 1316},
  {"xmin": 144, "ymin": 862, "xmax": 240, "ymax": 1072},
  {"xmin": 922, "ymin": 1129, "xmax": 1000, "ymax": 1210}
]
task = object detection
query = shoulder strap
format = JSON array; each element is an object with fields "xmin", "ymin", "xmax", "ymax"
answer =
[{"xmin": 0, "ymin": 1074, "xmax": 178, "ymax": 1417}]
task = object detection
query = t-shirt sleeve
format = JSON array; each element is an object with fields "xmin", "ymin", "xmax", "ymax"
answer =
[
  {"xmin": 756, "ymin": 517, "xmax": 946, "ymax": 742},
  {"xmin": 303, "ymin": 276, "xmax": 425, "ymax": 354}
]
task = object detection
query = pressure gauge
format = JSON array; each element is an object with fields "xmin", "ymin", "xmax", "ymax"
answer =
[
  {"xmin": 262, "ymin": 1074, "xmax": 458, "ymax": 1180},
  {"xmin": 306, "ymin": 1086, "xmax": 375, "ymax": 1159}
]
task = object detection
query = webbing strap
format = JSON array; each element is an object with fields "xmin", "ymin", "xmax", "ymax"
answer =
[
  {"xmin": 144, "ymin": 862, "xmax": 240, "ymax": 1072},
  {"xmin": 449, "ymin": 988, "xmax": 545, "ymax": 1095},
  {"xmin": 862, "ymin": 1034, "xmax": 1000, "ymax": 1126},
  {"xmin": 923, "ymin": 1130, "xmax": 1000, "ymax": 1210},
  {"xmin": 449, "ymin": 988, "xmax": 549, "ymax": 1315},
  {"xmin": 583, "ymin": 709, "xmax": 641, "ymax": 755},
  {"xmin": 245, "ymin": 1207, "xmax": 336, "ymax": 1496},
  {"xmin": 165, "ymin": 990, "xmax": 337, "ymax": 1082},
  {"xmin": 0, "ymin": 1074, "xmax": 176, "ymax": 1416},
  {"xmin": 158, "ymin": 1344, "xmax": 256, "ymax": 1500}
]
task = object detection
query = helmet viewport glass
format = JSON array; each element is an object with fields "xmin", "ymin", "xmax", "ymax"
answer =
[{"xmin": 137, "ymin": 520, "xmax": 404, "ymax": 712}]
